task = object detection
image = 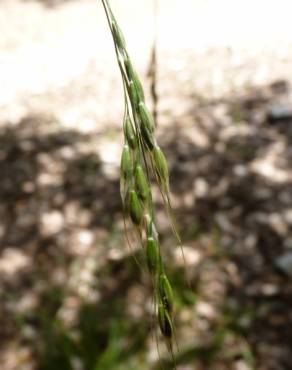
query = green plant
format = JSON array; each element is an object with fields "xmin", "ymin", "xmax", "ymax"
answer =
[{"xmin": 101, "ymin": 0, "xmax": 182, "ymax": 361}]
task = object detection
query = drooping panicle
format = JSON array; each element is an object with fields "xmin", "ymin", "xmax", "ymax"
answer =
[{"xmin": 101, "ymin": 0, "xmax": 182, "ymax": 362}]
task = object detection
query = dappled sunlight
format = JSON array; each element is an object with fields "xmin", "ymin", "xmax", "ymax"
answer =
[{"xmin": 1, "ymin": 1, "xmax": 292, "ymax": 370}]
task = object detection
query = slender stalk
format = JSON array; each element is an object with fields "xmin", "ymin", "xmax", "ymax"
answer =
[{"xmin": 101, "ymin": 0, "xmax": 184, "ymax": 362}]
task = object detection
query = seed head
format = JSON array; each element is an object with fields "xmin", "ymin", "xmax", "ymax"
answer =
[{"xmin": 102, "ymin": 0, "xmax": 180, "ymax": 354}]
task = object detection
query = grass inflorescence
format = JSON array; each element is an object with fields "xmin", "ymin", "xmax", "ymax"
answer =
[{"xmin": 101, "ymin": 0, "xmax": 182, "ymax": 362}]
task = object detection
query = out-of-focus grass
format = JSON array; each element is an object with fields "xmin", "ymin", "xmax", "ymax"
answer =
[{"xmin": 24, "ymin": 262, "xmax": 150, "ymax": 370}]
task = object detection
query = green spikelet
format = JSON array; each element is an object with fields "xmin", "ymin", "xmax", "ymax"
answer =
[
  {"xmin": 111, "ymin": 21, "xmax": 126, "ymax": 52},
  {"xmin": 127, "ymin": 81, "xmax": 140, "ymax": 111},
  {"xmin": 138, "ymin": 102, "xmax": 155, "ymax": 133},
  {"xmin": 124, "ymin": 58, "xmax": 145, "ymax": 102},
  {"xmin": 102, "ymin": 0, "xmax": 183, "ymax": 359},
  {"xmin": 159, "ymin": 273, "xmax": 174, "ymax": 313},
  {"xmin": 128, "ymin": 189, "xmax": 143, "ymax": 226},
  {"xmin": 153, "ymin": 145, "xmax": 169, "ymax": 191},
  {"xmin": 134, "ymin": 164, "xmax": 149, "ymax": 201},
  {"xmin": 146, "ymin": 237, "xmax": 160, "ymax": 275},
  {"xmin": 120, "ymin": 144, "xmax": 132, "ymax": 181},
  {"xmin": 140, "ymin": 124, "xmax": 155, "ymax": 151},
  {"xmin": 158, "ymin": 303, "xmax": 173, "ymax": 339},
  {"xmin": 124, "ymin": 116, "xmax": 137, "ymax": 150}
]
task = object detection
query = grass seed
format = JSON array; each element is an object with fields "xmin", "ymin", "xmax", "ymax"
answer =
[
  {"xmin": 125, "ymin": 58, "xmax": 145, "ymax": 102},
  {"xmin": 159, "ymin": 273, "xmax": 174, "ymax": 313},
  {"xmin": 146, "ymin": 237, "xmax": 160, "ymax": 274},
  {"xmin": 138, "ymin": 102, "xmax": 155, "ymax": 133},
  {"xmin": 121, "ymin": 144, "xmax": 132, "ymax": 181},
  {"xmin": 128, "ymin": 189, "xmax": 144, "ymax": 226},
  {"xmin": 135, "ymin": 164, "xmax": 149, "ymax": 201},
  {"xmin": 124, "ymin": 116, "xmax": 137, "ymax": 149}
]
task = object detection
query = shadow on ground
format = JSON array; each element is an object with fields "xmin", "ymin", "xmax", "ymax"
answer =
[{"xmin": 1, "ymin": 81, "xmax": 292, "ymax": 370}]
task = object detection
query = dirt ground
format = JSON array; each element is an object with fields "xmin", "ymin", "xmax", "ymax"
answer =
[{"xmin": 1, "ymin": 1, "xmax": 292, "ymax": 369}]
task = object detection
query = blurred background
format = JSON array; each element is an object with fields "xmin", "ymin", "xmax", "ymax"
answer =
[{"xmin": 1, "ymin": 0, "xmax": 292, "ymax": 369}]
